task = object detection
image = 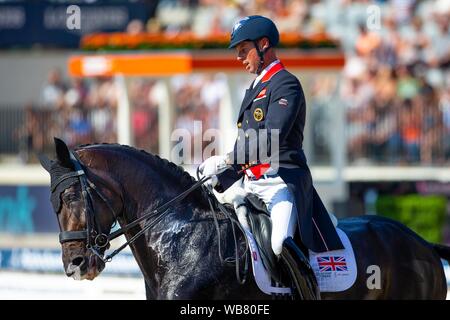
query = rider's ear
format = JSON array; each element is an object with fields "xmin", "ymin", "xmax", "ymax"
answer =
[
  {"xmin": 38, "ymin": 153, "xmax": 53, "ymax": 172},
  {"xmin": 54, "ymin": 137, "xmax": 74, "ymax": 169},
  {"xmin": 260, "ymin": 37, "xmax": 270, "ymax": 51}
]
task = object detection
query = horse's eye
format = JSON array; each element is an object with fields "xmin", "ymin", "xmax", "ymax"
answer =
[{"xmin": 63, "ymin": 193, "xmax": 78, "ymax": 203}]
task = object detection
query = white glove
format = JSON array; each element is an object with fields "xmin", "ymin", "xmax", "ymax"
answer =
[
  {"xmin": 199, "ymin": 155, "xmax": 228, "ymax": 177},
  {"xmin": 204, "ymin": 175, "xmax": 219, "ymax": 188}
]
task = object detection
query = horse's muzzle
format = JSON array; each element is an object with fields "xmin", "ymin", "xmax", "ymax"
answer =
[
  {"xmin": 66, "ymin": 255, "xmax": 88, "ymax": 279},
  {"xmin": 65, "ymin": 253, "xmax": 106, "ymax": 280}
]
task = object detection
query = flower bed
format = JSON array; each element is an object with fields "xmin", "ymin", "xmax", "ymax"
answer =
[{"xmin": 81, "ymin": 32, "xmax": 339, "ymax": 51}]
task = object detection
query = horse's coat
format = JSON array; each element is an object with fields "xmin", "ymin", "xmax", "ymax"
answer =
[{"xmin": 40, "ymin": 140, "xmax": 450, "ymax": 300}]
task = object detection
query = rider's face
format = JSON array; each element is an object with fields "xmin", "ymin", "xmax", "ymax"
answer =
[{"xmin": 236, "ymin": 41, "xmax": 260, "ymax": 74}]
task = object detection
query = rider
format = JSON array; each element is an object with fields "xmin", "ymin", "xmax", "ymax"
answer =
[{"xmin": 200, "ymin": 15, "xmax": 344, "ymax": 276}]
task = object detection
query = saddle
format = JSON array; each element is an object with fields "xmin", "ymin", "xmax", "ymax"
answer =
[
  {"xmin": 243, "ymin": 194, "xmax": 320, "ymax": 299},
  {"xmin": 244, "ymin": 194, "xmax": 279, "ymax": 281}
]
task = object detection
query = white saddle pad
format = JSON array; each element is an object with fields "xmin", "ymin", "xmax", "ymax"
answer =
[
  {"xmin": 308, "ymin": 228, "xmax": 357, "ymax": 292},
  {"xmin": 218, "ymin": 184, "xmax": 356, "ymax": 294},
  {"xmin": 244, "ymin": 229, "xmax": 293, "ymax": 295},
  {"xmin": 245, "ymin": 227, "xmax": 357, "ymax": 295}
]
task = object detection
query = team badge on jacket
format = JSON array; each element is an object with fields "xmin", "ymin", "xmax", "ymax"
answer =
[{"xmin": 253, "ymin": 108, "xmax": 264, "ymax": 121}]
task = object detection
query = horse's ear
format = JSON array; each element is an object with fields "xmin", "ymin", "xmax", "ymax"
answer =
[
  {"xmin": 54, "ymin": 137, "xmax": 73, "ymax": 169},
  {"xmin": 38, "ymin": 153, "xmax": 53, "ymax": 172}
]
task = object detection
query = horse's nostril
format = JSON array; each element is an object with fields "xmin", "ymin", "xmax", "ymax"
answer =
[{"xmin": 71, "ymin": 256, "xmax": 85, "ymax": 267}]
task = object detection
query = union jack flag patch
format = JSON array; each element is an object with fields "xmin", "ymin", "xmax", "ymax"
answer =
[{"xmin": 317, "ymin": 256, "xmax": 348, "ymax": 272}]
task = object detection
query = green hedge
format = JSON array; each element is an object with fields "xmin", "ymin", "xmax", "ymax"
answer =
[{"xmin": 376, "ymin": 195, "xmax": 447, "ymax": 243}]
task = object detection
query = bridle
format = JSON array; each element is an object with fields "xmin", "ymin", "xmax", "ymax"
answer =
[
  {"xmin": 54, "ymin": 151, "xmax": 121, "ymax": 260},
  {"xmin": 53, "ymin": 150, "xmax": 249, "ymax": 284},
  {"xmin": 53, "ymin": 151, "xmax": 210, "ymax": 263}
]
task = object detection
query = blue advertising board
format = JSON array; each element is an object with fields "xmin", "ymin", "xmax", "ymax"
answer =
[
  {"xmin": 0, "ymin": 1, "xmax": 152, "ymax": 48},
  {"xmin": 0, "ymin": 185, "xmax": 58, "ymax": 233},
  {"xmin": 0, "ymin": 247, "xmax": 141, "ymax": 276}
]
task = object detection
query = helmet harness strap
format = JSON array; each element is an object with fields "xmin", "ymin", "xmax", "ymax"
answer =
[{"xmin": 253, "ymin": 39, "xmax": 269, "ymax": 75}]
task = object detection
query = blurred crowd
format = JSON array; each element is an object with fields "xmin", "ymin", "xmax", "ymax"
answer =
[
  {"xmin": 16, "ymin": 68, "xmax": 225, "ymax": 163},
  {"xmin": 18, "ymin": 70, "xmax": 161, "ymax": 161},
  {"xmin": 152, "ymin": 0, "xmax": 450, "ymax": 165},
  {"xmin": 339, "ymin": 1, "xmax": 450, "ymax": 165},
  {"xmin": 13, "ymin": 0, "xmax": 450, "ymax": 166},
  {"xmin": 16, "ymin": 70, "xmax": 118, "ymax": 162},
  {"xmin": 171, "ymin": 73, "xmax": 226, "ymax": 161}
]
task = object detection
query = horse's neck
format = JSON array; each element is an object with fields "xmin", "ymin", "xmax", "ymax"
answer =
[
  {"xmin": 101, "ymin": 156, "xmax": 167, "ymax": 295},
  {"xmin": 115, "ymin": 205, "xmax": 161, "ymax": 298},
  {"xmin": 99, "ymin": 150, "xmax": 238, "ymax": 297}
]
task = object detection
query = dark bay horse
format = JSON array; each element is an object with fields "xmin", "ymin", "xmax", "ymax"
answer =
[{"xmin": 39, "ymin": 138, "xmax": 450, "ymax": 299}]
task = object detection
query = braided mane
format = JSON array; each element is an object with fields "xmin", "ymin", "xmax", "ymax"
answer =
[{"xmin": 74, "ymin": 143, "xmax": 207, "ymax": 205}]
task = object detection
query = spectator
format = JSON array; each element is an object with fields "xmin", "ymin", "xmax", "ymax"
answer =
[
  {"xmin": 9, "ymin": 0, "xmax": 449, "ymax": 167},
  {"xmin": 40, "ymin": 68, "xmax": 66, "ymax": 110},
  {"xmin": 126, "ymin": 19, "xmax": 145, "ymax": 35}
]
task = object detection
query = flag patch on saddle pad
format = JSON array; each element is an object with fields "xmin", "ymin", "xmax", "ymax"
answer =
[
  {"xmin": 278, "ymin": 98, "xmax": 288, "ymax": 106},
  {"xmin": 317, "ymin": 256, "xmax": 348, "ymax": 272},
  {"xmin": 309, "ymin": 228, "xmax": 357, "ymax": 292}
]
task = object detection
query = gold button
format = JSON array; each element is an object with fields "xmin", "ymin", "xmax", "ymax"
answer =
[{"xmin": 237, "ymin": 122, "xmax": 242, "ymax": 128}]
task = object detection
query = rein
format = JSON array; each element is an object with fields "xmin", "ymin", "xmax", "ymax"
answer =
[
  {"xmin": 55, "ymin": 151, "xmax": 250, "ymax": 284},
  {"xmin": 58, "ymin": 151, "xmax": 211, "ymax": 261},
  {"xmin": 196, "ymin": 167, "xmax": 250, "ymax": 285},
  {"xmin": 103, "ymin": 175, "xmax": 209, "ymax": 261}
]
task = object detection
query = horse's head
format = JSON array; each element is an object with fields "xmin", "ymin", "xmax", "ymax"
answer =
[{"xmin": 39, "ymin": 138, "xmax": 123, "ymax": 280}]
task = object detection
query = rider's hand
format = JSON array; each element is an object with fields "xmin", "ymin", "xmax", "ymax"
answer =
[
  {"xmin": 199, "ymin": 155, "xmax": 228, "ymax": 177},
  {"xmin": 204, "ymin": 175, "xmax": 218, "ymax": 188}
]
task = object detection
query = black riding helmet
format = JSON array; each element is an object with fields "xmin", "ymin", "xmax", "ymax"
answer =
[
  {"xmin": 229, "ymin": 15, "xmax": 279, "ymax": 74},
  {"xmin": 229, "ymin": 15, "xmax": 279, "ymax": 49}
]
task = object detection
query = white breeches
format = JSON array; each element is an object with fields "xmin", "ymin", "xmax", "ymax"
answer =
[{"xmin": 243, "ymin": 173, "xmax": 297, "ymax": 256}]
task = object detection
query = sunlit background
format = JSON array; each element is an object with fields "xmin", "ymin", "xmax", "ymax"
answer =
[{"xmin": 0, "ymin": 0, "xmax": 449, "ymax": 299}]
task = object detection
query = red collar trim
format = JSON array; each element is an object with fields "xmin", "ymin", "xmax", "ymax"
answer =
[
  {"xmin": 261, "ymin": 62, "xmax": 284, "ymax": 83},
  {"xmin": 246, "ymin": 163, "xmax": 271, "ymax": 180}
]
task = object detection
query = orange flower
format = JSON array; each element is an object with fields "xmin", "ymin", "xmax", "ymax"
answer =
[{"xmin": 80, "ymin": 31, "xmax": 338, "ymax": 50}]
